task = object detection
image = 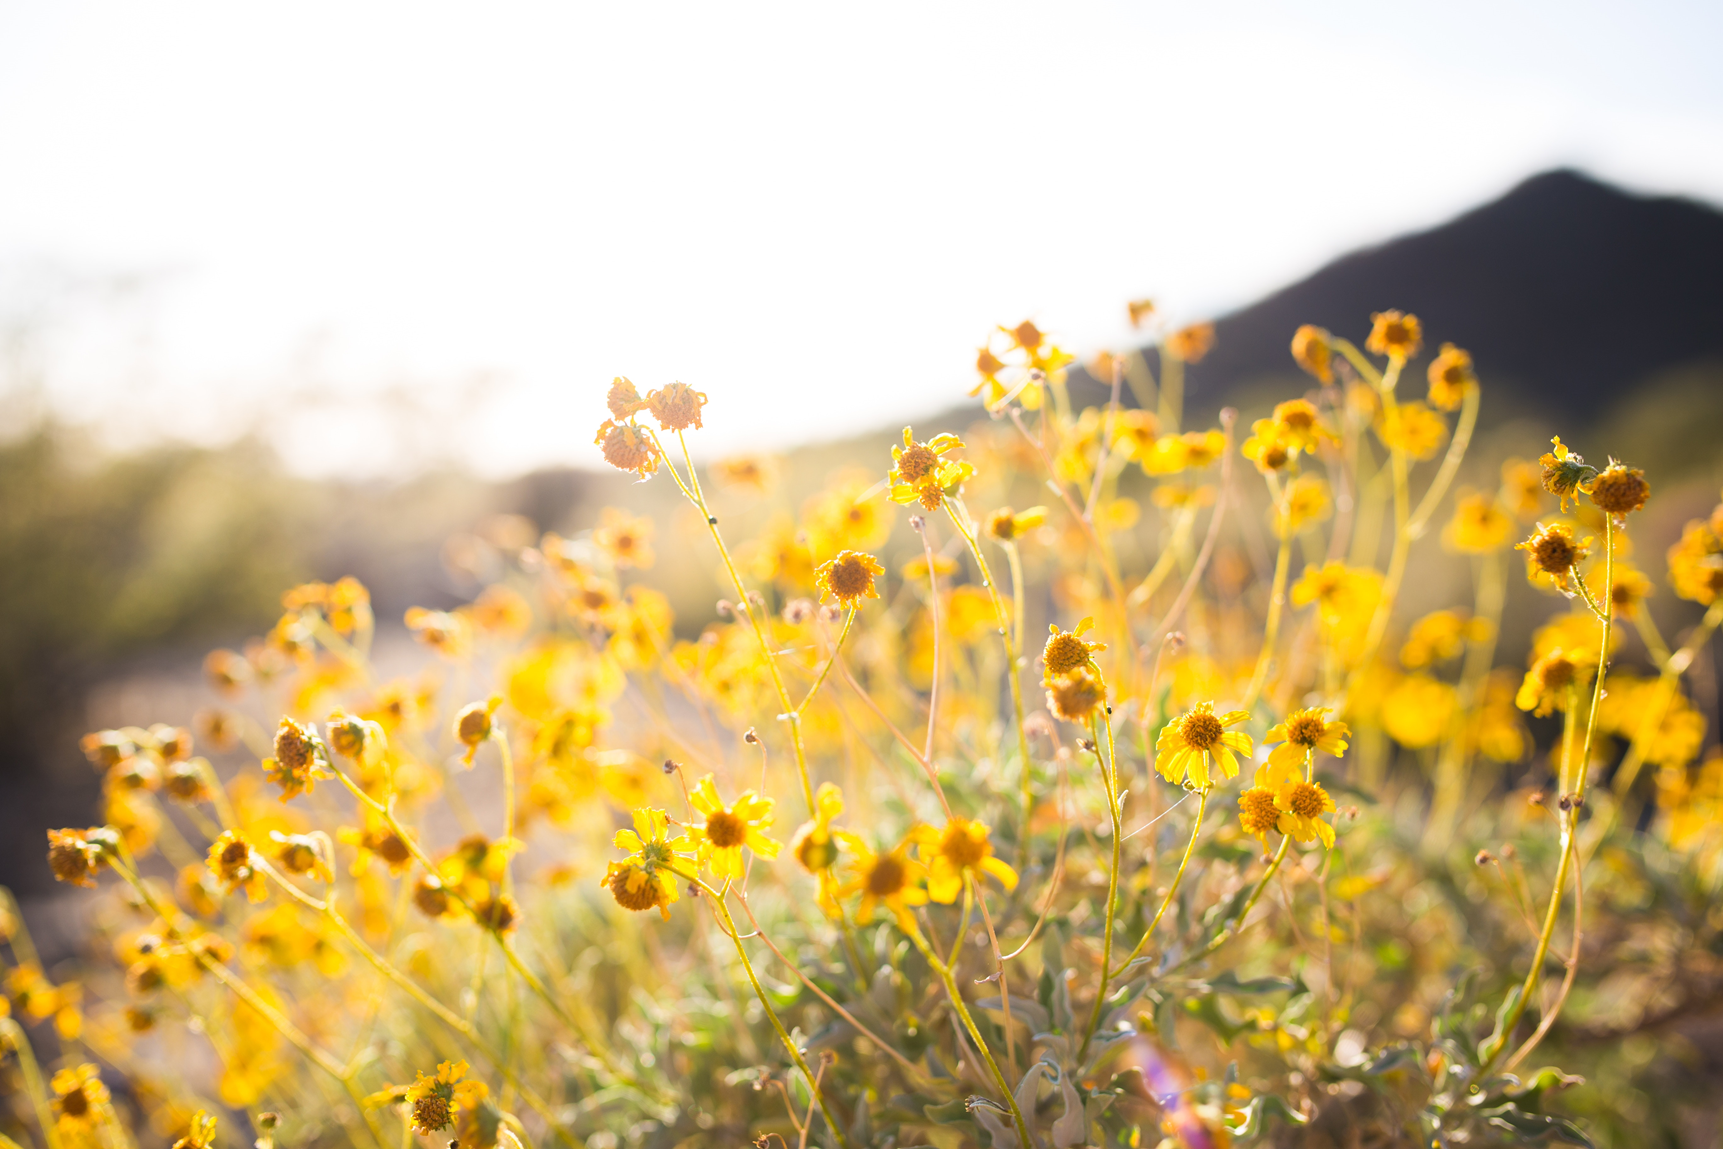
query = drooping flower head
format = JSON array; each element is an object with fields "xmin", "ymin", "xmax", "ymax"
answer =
[
  {"xmin": 595, "ymin": 419, "xmax": 662, "ymax": 478},
  {"xmin": 1588, "ymin": 460, "xmax": 1650, "ymax": 522},
  {"xmin": 207, "ymin": 830, "xmax": 268, "ymax": 903},
  {"xmin": 606, "ymin": 376, "xmax": 645, "ymax": 420},
  {"xmin": 1155, "ymin": 703, "xmax": 1253, "ymax": 789},
  {"xmin": 606, "ymin": 808, "xmax": 695, "ymax": 920},
  {"xmin": 912, "ymin": 817, "xmax": 1018, "ymax": 904},
  {"xmin": 815, "ymin": 550, "xmax": 885, "ymax": 608},
  {"xmin": 1262, "ymin": 708, "xmax": 1350, "ymax": 770},
  {"xmin": 836, "ymin": 832, "xmax": 928, "ymax": 931},
  {"xmin": 1046, "ymin": 668, "xmax": 1105, "ymax": 725},
  {"xmin": 405, "ymin": 1060, "xmax": 487, "ymax": 1135},
  {"xmin": 688, "ymin": 774, "xmax": 781, "ymax": 882},
  {"xmin": 644, "ymin": 382, "xmax": 708, "ymax": 432},
  {"xmin": 47, "ymin": 827, "xmax": 116, "ymax": 888},
  {"xmin": 1537, "ymin": 436, "xmax": 1597, "ymax": 512},
  {"xmin": 264, "ymin": 717, "xmax": 332, "ymax": 802}
]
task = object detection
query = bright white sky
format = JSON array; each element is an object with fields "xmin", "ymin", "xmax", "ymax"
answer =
[{"xmin": 1, "ymin": 1, "xmax": 1720, "ymax": 477}]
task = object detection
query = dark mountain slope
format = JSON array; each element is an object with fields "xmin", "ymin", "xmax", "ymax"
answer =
[{"xmin": 1158, "ymin": 169, "xmax": 1723, "ymax": 415}]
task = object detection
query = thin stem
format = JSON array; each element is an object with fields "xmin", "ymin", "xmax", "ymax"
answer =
[
  {"xmin": 1242, "ymin": 478, "xmax": 1295, "ymax": 712},
  {"xmin": 1150, "ymin": 410, "xmax": 1238, "ymax": 644},
  {"xmin": 692, "ymin": 876, "xmax": 852, "ymax": 1149},
  {"xmin": 903, "ymin": 923, "xmax": 1032, "ymax": 1149},
  {"xmin": 796, "ymin": 607, "xmax": 857, "ymax": 718},
  {"xmin": 1078, "ymin": 702, "xmax": 1124, "ymax": 1060},
  {"xmin": 1108, "ymin": 789, "xmax": 1209, "ymax": 978},
  {"xmin": 0, "ymin": 1019, "xmax": 61, "ymax": 1149},
  {"xmin": 1174, "ymin": 834, "xmax": 1293, "ymax": 973},
  {"xmin": 918, "ymin": 521, "xmax": 944, "ymax": 764},
  {"xmin": 1406, "ymin": 382, "xmax": 1480, "ymax": 537},
  {"xmin": 969, "ymin": 875, "xmax": 1017, "ymax": 1086}
]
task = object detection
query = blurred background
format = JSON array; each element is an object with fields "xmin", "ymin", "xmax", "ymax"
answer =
[{"xmin": 4, "ymin": 0, "xmax": 1723, "ymax": 922}]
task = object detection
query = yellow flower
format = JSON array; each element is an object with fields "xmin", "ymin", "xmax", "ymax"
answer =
[
  {"xmin": 711, "ymin": 453, "xmax": 779, "ymax": 492},
  {"xmin": 592, "ymin": 507, "xmax": 656, "ymax": 569},
  {"xmin": 1238, "ymin": 783, "xmax": 1281, "ymax": 844},
  {"xmin": 46, "ymin": 827, "xmax": 114, "ymax": 888},
  {"xmin": 688, "ymin": 775, "xmax": 781, "ymax": 881},
  {"xmin": 644, "ymin": 381, "xmax": 707, "ymax": 432},
  {"xmin": 1501, "ymin": 457, "xmax": 1544, "ymax": 519},
  {"xmin": 1042, "ymin": 617, "xmax": 1105, "ymax": 682},
  {"xmin": 1276, "ymin": 474, "xmax": 1331, "ymax": 537},
  {"xmin": 889, "ymin": 427, "xmax": 973, "ymax": 510},
  {"xmin": 912, "ymin": 817, "xmax": 1018, "ymax": 903},
  {"xmin": 1399, "ymin": 610, "xmax": 1474, "ymax": 669},
  {"xmin": 1425, "ymin": 343, "xmax": 1476, "ymax": 410},
  {"xmin": 606, "ymin": 376, "xmax": 644, "ymax": 419},
  {"xmin": 814, "ymin": 550, "xmax": 885, "ymax": 608},
  {"xmin": 1516, "ymin": 650, "xmax": 1592, "ymax": 717},
  {"xmin": 607, "ymin": 808, "xmax": 695, "ymax": 920},
  {"xmin": 1291, "ymin": 562, "xmax": 1382, "ymax": 632},
  {"xmin": 1262, "ymin": 707, "xmax": 1350, "ymax": 770},
  {"xmin": 789, "ymin": 782, "xmax": 845, "ymax": 875},
  {"xmin": 1241, "ymin": 422, "xmax": 1292, "ymax": 474},
  {"xmin": 52, "ymin": 1064, "xmax": 109, "ymax": 1133},
  {"xmin": 983, "ymin": 505, "xmax": 1048, "ymax": 543},
  {"xmin": 1598, "ymin": 563, "xmax": 1653, "ymax": 618},
  {"xmin": 1376, "ymin": 401, "xmax": 1447, "ymax": 460},
  {"xmin": 1365, "ymin": 310, "xmax": 1422, "ymax": 360},
  {"xmin": 1267, "ymin": 762, "xmax": 1338, "ymax": 848},
  {"xmin": 1668, "ymin": 507, "xmax": 1723, "ymax": 606},
  {"xmin": 405, "ymin": 1060, "xmax": 487, "ymax": 1135},
  {"xmin": 836, "ymin": 832, "xmax": 928, "ymax": 931},
  {"xmin": 172, "ymin": 1111, "xmax": 218, "ymax": 1149},
  {"xmin": 804, "ymin": 473, "xmax": 894, "ymax": 558},
  {"xmin": 1165, "ymin": 322, "xmax": 1215, "ymax": 363},
  {"xmin": 1290, "ymin": 325, "xmax": 1333, "ymax": 383},
  {"xmin": 269, "ymin": 831, "xmax": 333, "ymax": 884},
  {"xmin": 1381, "ymin": 674, "xmax": 1457, "ymax": 749},
  {"xmin": 1444, "ymin": 492, "xmax": 1512, "ymax": 553},
  {"xmin": 207, "ymin": 830, "xmax": 268, "ymax": 903},
  {"xmin": 1156, "ymin": 703, "xmax": 1253, "ymax": 789},
  {"xmin": 1589, "ymin": 460, "xmax": 1650, "ymax": 521}
]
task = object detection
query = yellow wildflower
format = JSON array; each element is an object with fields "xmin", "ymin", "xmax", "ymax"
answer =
[
  {"xmin": 889, "ymin": 427, "xmax": 973, "ymax": 510},
  {"xmin": 1290, "ymin": 325, "xmax": 1333, "ymax": 383},
  {"xmin": 1043, "ymin": 617, "xmax": 1105, "ymax": 682},
  {"xmin": 592, "ymin": 507, "xmax": 656, "ymax": 569},
  {"xmin": 207, "ymin": 831, "xmax": 268, "ymax": 903},
  {"xmin": 1516, "ymin": 650, "xmax": 1591, "ymax": 717},
  {"xmin": 644, "ymin": 381, "xmax": 707, "ymax": 432},
  {"xmin": 815, "ymin": 550, "xmax": 885, "ymax": 608},
  {"xmin": 1518, "ymin": 521, "xmax": 1590, "ymax": 594},
  {"xmin": 263, "ymin": 717, "xmax": 332, "ymax": 802},
  {"xmin": 688, "ymin": 774, "xmax": 781, "ymax": 882},
  {"xmin": 836, "ymin": 833, "xmax": 928, "ymax": 931},
  {"xmin": 1588, "ymin": 460, "xmax": 1650, "ymax": 521},
  {"xmin": 1262, "ymin": 707, "xmax": 1350, "ymax": 769},
  {"xmin": 1444, "ymin": 492, "xmax": 1512, "ymax": 553},
  {"xmin": 1046, "ymin": 669, "xmax": 1105, "ymax": 725},
  {"xmin": 1166, "ymin": 322, "xmax": 1215, "ymax": 362},
  {"xmin": 789, "ymin": 782, "xmax": 845, "ymax": 875},
  {"xmin": 1365, "ymin": 310, "xmax": 1422, "ymax": 360},
  {"xmin": 607, "ymin": 808, "xmax": 695, "ymax": 920},
  {"xmin": 172, "ymin": 1111, "xmax": 218, "ymax": 1149},
  {"xmin": 1538, "ymin": 436, "xmax": 1597, "ymax": 511},
  {"xmin": 912, "ymin": 817, "xmax": 1018, "ymax": 903},
  {"xmin": 594, "ymin": 418, "xmax": 662, "ymax": 478},
  {"xmin": 1377, "ymin": 400, "xmax": 1446, "ymax": 460},
  {"xmin": 1156, "ymin": 702, "xmax": 1252, "ymax": 789},
  {"xmin": 52, "ymin": 1064, "xmax": 109, "ymax": 1134},
  {"xmin": 1425, "ymin": 343, "xmax": 1475, "ymax": 410},
  {"xmin": 984, "ymin": 505, "xmax": 1048, "ymax": 543}
]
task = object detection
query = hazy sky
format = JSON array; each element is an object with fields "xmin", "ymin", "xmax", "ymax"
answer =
[{"xmin": 2, "ymin": 1, "xmax": 1720, "ymax": 476}]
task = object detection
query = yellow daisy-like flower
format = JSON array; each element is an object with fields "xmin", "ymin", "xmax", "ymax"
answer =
[
  {"xmin": 688, "ymin": 774, "xmax": 781, "ymax": 882},
  {"xmin": 404, "ymin": 1060, "xmax": 487, "ymax": 1135},
  {"xmin": 1444, "ymin": 492, "xmax": 1513, "ymax": 554},
  {"xmin": 263, "ymin": 717, "xmax": 332, "ymax": 802},
  {"xmin": 888, "ymin": 427, "xmax": 973, "ymax": 510},
  {"xmin": 815, "ymin": 550, "xmax": 885, "ymax": 608},
  {"xmin": 1043, "ymin": 617, "xmax": 1105, "ymax": 682},
  {"xmin": 1237, "ymin": 782, "xmax": 1282, "ymax": 844},
  {"xmin": 1262, "ymin": 707, "xmax": 1350, "ymax": 770},
  {"xmin": 606, "ymin": 808, "xmax": 695, "ymax": 920},
  {"xmin": 1516, "ymin": 650, "xmax": 1589, "ymax": 717},
  {"xmin": 52, "ymin": 1064, "xmax": 109, "ymax": 1132},
  {"xmin": 1365, "ymin": 309, "xmax": 1422, "ymax": 361},
  {"xmin": 1155, "ymin": 702, "xmax": 1253, "ymax": 789},
  {"xmin": 1265, "ymin": 760, "xmax": 1338, "ymax": 848},
  {"xmin": 1517, "ymin": 521, "xmax": 1591, "ymax": 594},
  {"xmin": 1426, "ymin": 343, "xmax": 1476, "ymax": 410},
  {"xmin": 1537, "ymin": 436, "xmax": 1597, "ymax": 512},
  {"xmin": 912, "ymin": 817, "xmax": 1018, "ymax": 903},
  {"xmin": 836, "ymin": 832, "xmax": 928, "ymax": 931}
]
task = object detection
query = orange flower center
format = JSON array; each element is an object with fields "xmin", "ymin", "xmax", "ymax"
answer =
[
  {"xmin": 1043, "ymin": 632, "xmax": 1090, "ymax": 677},
  {"xmin": 865, "ymin": 854, "xmax": 907, "ymax": 897},
  {"xmin": 896, "ymin": 443, "xmax": 938, "ymax": 484},
  {"xmin": 1288, "ymin": 782, "xmax": 1326, "ymax": 819},
  {"xmin": 939, "ymin": 821, "xmax": 989, "ymax": 869},
  {"xmin": 705, "ymin": 809, "xmax": 749, "ymax": 849},
  {"xmin": 1284, "ymin": 712, "xmax": 1327, "ymax": 748},
  {"xmin": 60, "ymin": 1087, "xmax": 90, "ymax": 1119},
  {"xmin": 411, "ymin": 1092, "xmax": 453, "ymax": 1133},
  {"xmin": 825, "ymin": 556, "xmax": 876, "ymax": 601},
  {"xmin": 1178, "ymin": 709, "xmax": 1225, "ymax": 751},
  {"xmin": 607, "ymin": 864, "xmax": 663, "ymax": 912},
  {"xmin": 1239, "ymin": 788, "xmax": 1279, "ymax": 836},
  {"xmin": 1530, "ymin": 530, "xmax": 1578, "ymax": 575}
]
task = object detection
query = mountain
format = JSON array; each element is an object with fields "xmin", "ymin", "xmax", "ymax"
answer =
[{"xmin": 1111, "ymin": 169, "xmax": 1723, "ymax": 419}]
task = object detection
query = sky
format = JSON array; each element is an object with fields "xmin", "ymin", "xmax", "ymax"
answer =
[{"xmin": 1, "ymin": 0, "xmax": 1720, "ymax": 477}]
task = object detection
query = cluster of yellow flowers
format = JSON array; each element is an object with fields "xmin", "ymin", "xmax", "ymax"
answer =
[{"xmin": 17, "ymin": 302, "xmax": 1718, "ymax": 1149}]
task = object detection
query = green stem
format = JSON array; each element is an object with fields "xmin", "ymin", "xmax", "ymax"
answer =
[
  {"xmin": 0, "ymin": 1019, "xmax": 61, "ymax": 1149},
  {"xmin": 1077, "ymin": 700, "xmax": 1125, "ymax": 1060},
  {"xmin": 1108, "ymin": 789, "xmax": 1209, "ymax": 978}
]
